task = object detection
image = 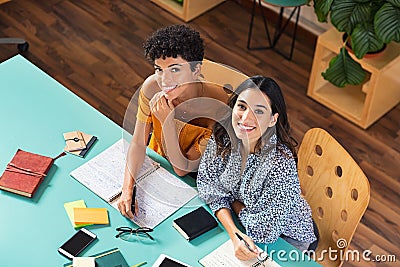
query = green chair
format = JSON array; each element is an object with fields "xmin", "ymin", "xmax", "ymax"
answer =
[{"xmin": 247, "ymin": 0, "xmax": 306, "ymax": 60}]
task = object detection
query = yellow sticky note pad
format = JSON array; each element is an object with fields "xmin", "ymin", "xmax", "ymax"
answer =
[
  {"xmin": 73, "ymin": 207, "xmax": 109, "ymax": 225},
  {"xmin": 64, "ymin": 200, "xmax": 92, "ymax": 228}
]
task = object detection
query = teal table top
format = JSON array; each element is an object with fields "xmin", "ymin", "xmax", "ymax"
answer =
[{"xmin": 0, "ymin": 55, "xmax": 319, "ymax": 266}]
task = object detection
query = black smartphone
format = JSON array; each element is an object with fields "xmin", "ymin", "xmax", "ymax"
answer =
[{"xmin": 58, "ymin": 228, "xmax": 97, "ymax": 259}]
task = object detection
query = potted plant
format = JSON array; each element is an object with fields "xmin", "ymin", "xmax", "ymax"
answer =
[{"xmin": 308, "ymin": 0, "xmax": 400, "ymax": 87}]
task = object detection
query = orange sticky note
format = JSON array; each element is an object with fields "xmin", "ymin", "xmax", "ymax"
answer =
[
  {"xmin": 73, "ymin": 208, "xmax": 109, "ymax": 225},
  {"xmin": 64, "ymin": 200, "xmax": 92, "ymax": 228}
]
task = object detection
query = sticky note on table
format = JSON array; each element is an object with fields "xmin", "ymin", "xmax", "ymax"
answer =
[
  {"xmin": 73, "ymin": 257, "xmax": 95, "ymax": 267},
  {"xmin": 64, "ymin": 200, "xmax": 92, "ymax": 228},
  {"xmin": 73, "ymin": 207, "xmax": 109, "ymax": 225}
]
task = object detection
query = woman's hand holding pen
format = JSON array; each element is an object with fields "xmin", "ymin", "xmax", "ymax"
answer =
[
  {"xmin": 118, "ymin": 187, "xmax": 136, "ymax": 219},
  {"xmin": 234, "ymin": 232, "xmax": 259, "ymax": 261},
  {"xmin": 118, "ymin": 166, "xmax": 138, "ymax": 219}
]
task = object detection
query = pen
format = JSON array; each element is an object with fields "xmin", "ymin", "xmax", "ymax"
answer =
[
  {"xmin": 131, "ymin": 186, "xmax": 136, "ymax": 214},
  {"xmin": 235, "ymin": 232, "xmax": 254, "ymax": 253},
  {"xmin": 131, "ymin": 261, "xmax": 147, "ymax": 267}
]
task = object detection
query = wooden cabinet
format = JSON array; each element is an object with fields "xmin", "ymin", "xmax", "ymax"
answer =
[
  {"xmin": 151, "ymin": 0, "xmax": 225, "ymax": 22},
  {"xmin": 307, "ymin": 28, "xmax": 400, "ymax": 129}
]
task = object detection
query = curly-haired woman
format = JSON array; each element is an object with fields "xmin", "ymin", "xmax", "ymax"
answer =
[{"xmin": 118, "ymin": 25, "xmax": 229, "ymax": 219}]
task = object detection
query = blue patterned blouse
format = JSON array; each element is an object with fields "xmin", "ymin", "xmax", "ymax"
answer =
[{"xmin": 197, "ymin": 135, "xmax": 316, "ymax": 244}]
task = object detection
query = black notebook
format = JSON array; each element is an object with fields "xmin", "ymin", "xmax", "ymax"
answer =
[
  {"xmin": 173, "ymin": 206, "xmax": 218, "ymax": 241},
  {"xmin": 63, "ymin": 248, "xmax": 129, "ymax": 267}
]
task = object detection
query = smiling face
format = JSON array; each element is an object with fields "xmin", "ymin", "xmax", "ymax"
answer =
[
  {"xmin": 154, "ymin": 56, "xmax": 200, "ymax": 101},
  {"xmin": 232, "ymin": 88, "xmax": 278, "ymax": 152}
]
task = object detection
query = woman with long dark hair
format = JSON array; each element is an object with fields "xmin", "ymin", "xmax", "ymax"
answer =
[{"xmin": 197, "ymin": 76, "xmax": 316, "ymax": 260}]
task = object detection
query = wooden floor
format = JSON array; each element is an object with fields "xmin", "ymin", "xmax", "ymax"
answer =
[{"xmin": 0, "ymin": 1, "xmax": 398, "ymax": 266}]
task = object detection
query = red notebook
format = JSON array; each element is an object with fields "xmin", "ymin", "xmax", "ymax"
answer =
[{"xmin": 0, "ymin": 149, "xmax": 64, "ymax": 198}]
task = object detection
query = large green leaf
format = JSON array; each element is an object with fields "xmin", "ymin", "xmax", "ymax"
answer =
[
  {"xmin": 312, "ymin": 0, "xmax": 334, "ymax": 22},
  {"xmin": 322, "ymin": 47, "xmax": 366, "ymax": 87},
  {"xmin": 331, "ymin": 0, "xmax": 371, "ymax": 33},
  {"xmin": 386, "ymin": 0, "xmax": 400, "ymax": 8},
  {"xmin": 352, "ymin": 23, "xmax": 385, "ymax": 58},
  {"xmin": 375, "ymin": 3, "xmax": 400, "ymax": 43}
]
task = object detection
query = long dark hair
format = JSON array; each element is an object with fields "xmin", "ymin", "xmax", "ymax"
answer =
[{"xmin": 214, "ymin": 75, "xmax": 298, "ymax": 159}]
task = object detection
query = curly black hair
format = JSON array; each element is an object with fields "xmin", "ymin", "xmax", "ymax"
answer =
[{"xmin": 143, "ymin": 24, "xmax": 204, "ymax": 63}]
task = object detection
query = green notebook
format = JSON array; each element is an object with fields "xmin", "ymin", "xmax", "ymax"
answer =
[{"xmin": 63, "ymin": 248, "xmax": 129, "ymax": 267}]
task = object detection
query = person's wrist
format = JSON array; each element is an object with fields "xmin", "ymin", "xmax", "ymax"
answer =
[
  {"xmin": 123, "ymin": 179, "xmax": 135, "ymax": 192},
  {"xmin": 163, "ymin": 115, "xmax": 175, "ymax": 125}
]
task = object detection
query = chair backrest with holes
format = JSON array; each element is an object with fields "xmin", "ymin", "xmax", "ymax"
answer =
[{"xmin": 298, "ymin": 128, "xmax": 370, "ymax": 267}]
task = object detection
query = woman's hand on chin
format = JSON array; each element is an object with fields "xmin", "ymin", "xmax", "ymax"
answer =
[{"xmin": 150, "ymin": 92, "xmax": 175, "ymax": 123}]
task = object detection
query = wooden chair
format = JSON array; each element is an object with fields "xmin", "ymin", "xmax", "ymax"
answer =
[
  {"xmin": 200, "ymin": 59, "xmax": 249, "ymax": 91},
  {"xmin": 297, "ymin": 128, "xmax": 370, "ymax": 267}
]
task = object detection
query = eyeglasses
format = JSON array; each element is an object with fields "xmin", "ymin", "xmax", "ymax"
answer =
[{"xmin": 115, "ymin": 226, "xmax": 154, "ymax": 241}]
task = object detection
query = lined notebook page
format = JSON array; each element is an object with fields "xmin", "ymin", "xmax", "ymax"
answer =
[
  {"xmin": 199, "ymin": 240, "xmax": 281, "ymax": 267},
  {"xmin": 128, "ymin": 166, "xmax": 198, "ymax": 228},
  {"xmin": 71, "ymin": 139, "xmax": 197, "ymax": 228},
  {"xmin": 70, "ymin": 139, "xmax": 156, "ymax": 202}
]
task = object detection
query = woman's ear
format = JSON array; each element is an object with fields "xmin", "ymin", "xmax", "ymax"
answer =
[
  {"xmin": 192, "ymin": 63, "xmax": 202, "ymax": 79},
  {"xmin": 269, "ymin": 113, "xmax": 279, "ymax": 127}
]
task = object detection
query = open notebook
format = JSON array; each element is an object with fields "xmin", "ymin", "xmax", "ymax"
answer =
[
  {"xmin": 70, "ymin": 139, "xmax": 197, "ymax": 228},
  {"xmin": 199, "ymin": 239, "xmax": 281, "ymax": 267}
]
